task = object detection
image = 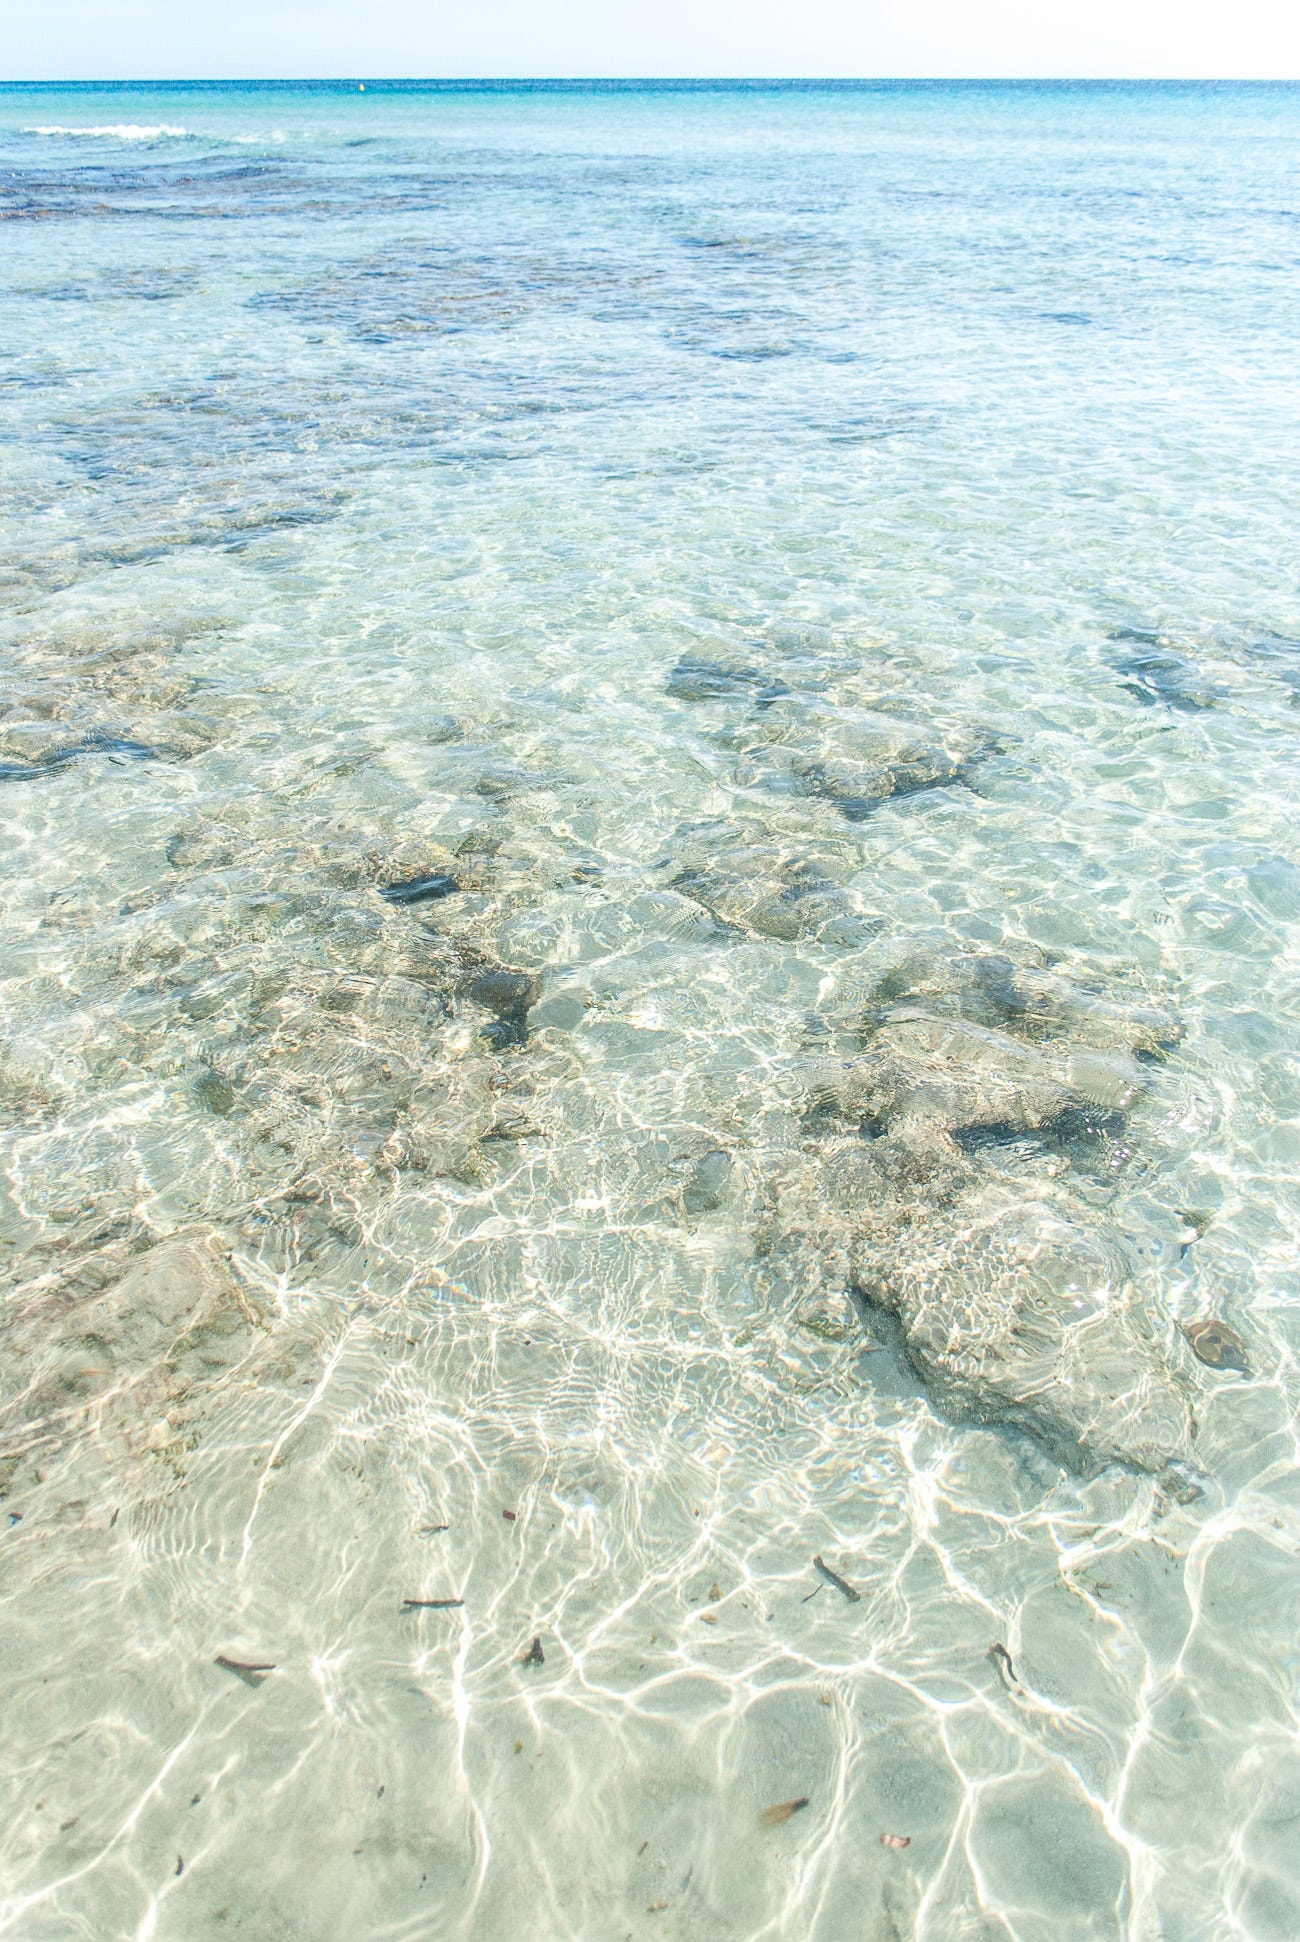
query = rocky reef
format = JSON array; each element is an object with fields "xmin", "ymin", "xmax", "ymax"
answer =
[
  {"xmin": 758, "ymin": 942, "xmax": 1195, "ymax": 1474},
  {"xmin": 0, "ymin": 606, "xmax": 1220, "ymax": 1496}
]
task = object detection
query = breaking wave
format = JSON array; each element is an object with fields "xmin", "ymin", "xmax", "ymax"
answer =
[{"xmin": 25, "ymin": 123, "xmax": 190, "ymax": 140}]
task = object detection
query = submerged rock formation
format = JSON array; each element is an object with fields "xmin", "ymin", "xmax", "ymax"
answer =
[
  {"xmin": 667, "ymin": 818, "xmax": 876, "ymax": 945},
  {"xmin": 1108, "ymin": 628, "xmax": 1221, "ymax": 711},
  {"xmin": 721, "ymin": 697, "xmax": 991, "ymax": 819},
  {"xmin": 760, "ymin": 945, "xmax": 1193, "ymax": 1473},
  {"xmin": 0, "ymin": 1227, "xmax": 266, "ymax": 1491}
]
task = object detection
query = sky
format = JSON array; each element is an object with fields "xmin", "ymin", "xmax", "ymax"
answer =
[{"xmin": 4, "ymin": 0, "xmax": 1299, "ymax": 82}]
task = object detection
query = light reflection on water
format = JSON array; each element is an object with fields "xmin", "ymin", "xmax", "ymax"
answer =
[{"xmin": 1, "ymin": 80, "xmax": 1299, "ymax": 1942}]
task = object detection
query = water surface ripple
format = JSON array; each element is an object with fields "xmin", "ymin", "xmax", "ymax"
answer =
[{"xmin": 1, "ymin": 80, "xmax": 1299, "ymax": 1942}]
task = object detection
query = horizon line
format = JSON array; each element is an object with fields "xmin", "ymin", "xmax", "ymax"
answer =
[{"xmin": 5, "ymin": 74, "xmax": 1300, "ymax": 86}]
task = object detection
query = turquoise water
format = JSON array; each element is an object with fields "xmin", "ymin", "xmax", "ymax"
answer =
[{"xmin": 1, "ymin": 79, "xmax": 1300, "ymax": 1940}]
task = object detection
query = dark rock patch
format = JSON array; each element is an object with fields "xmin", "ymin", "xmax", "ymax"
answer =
[
  {"xmin": 1247, "ymin": 632, "xmax": 1300, "ymax": 703},
  {"xmin": 1109, "ymin": 631, "xmax": 1219, "ymax": 711},
  {"xmin": 860, "ymin": 942, "xmax": 1182, "ymax": 1057},
  {"xmin": 1180, "ymin": 1318, "xmax": 1249, "ymax": 1375},
  {"xmin": 464, "ymin": 966, "xmax": 543, "ymax": 1048},
  {"xmin": 379, "ymin": 872, "xmax": 460, "ymax": 906},
  {"xmin": 682, "ymin": 1148, "xmax": 734, "ymax": 1216},
  {"xmin": 0, "ymin": 732, "xmax": 159, "ymax": 782},
  {"xmin": 666, "ymin": 654, "xmax": 792, "ymax": 706}
]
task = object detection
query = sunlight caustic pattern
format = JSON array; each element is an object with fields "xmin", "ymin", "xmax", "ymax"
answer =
[{"xmin": 1, "ymin": 81, "xmax": 1299, "ymax": 1942}]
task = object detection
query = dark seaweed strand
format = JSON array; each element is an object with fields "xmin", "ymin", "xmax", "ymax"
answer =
[{"xmin": 812, "ymin": 1555, "xmax": 861, "ymax": 1603}]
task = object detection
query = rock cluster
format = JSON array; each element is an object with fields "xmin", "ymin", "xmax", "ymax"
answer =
[
  {"xmin": 721, "ymin": 696, "xmax": 990, "ymax": 819},
  {"xmin": 0, "ymin": 613, "xmax": 1223, "ymax": 1501},
  {"xmin": 759, "ymin": 943, "xmax": 1195, "ymax": 1472},
  {"xmin": 668, "ymin": 818, "xmax": 875, "ymax": 945},
  {"xmin": 0, "ymin": 1227, "xmax": 266, "ymax": 1494}
]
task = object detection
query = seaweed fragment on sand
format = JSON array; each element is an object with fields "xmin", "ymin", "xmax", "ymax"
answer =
[
  {"xmin": 215, "ymin": 1655, "xmax": 277, "ymax": 1686},
  {"xmin": 989, "ymin": 1642, "xmax": 1018, "ymax": 1684},
  {"xmin": 812, "ymin": 1554, "xmax": 860, "ymax": 1602},
  {"xmin": 759, "ymin": 1797, "xmax": 810, "ymax": 1829}
]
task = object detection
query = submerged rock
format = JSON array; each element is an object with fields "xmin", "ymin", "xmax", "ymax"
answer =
[
  {"xmin": 812, "ymin": 1015, "xmax": 1143, "ymax": 1152},
  {"xmin": 795, "ymin": 1287, "xmax": 857, "ymax": 1343},
  {"xmin": 0, "ymin": 1229, "xmax": 265, "ymax": 1473},
  {"xmin": 379, "ymin": 871, "xmax": 459, "ymax": 905},
  {"xmin": 681, "ymin": 1147, "xmax": 734, "ymax": 1216},
  {"xmin": 164, "ymin": 821, "xmax": 472, "ymax": 901},
  {"xmin": 852, "ymin": 1188, "xmax": 1192, "ymax": 1471},
  {"xmin": 666, "ymin": 653, "xmax": 791, "ymax": 706},
  {"xmin": 463, "ymin": 965, "xmax": 543, "ymax": 1048},
  {"xmin": 859, "ymin": 941, "xmax": 1182, "ymax": 1058},
  {"xmin": 0, "ymin": 731, "xmax": 159, "ymax": 782},
  {"xmin": 805, "ymin": 940, "xmax": 1172, "ymax": 1167},
  {"xmin": 1180, "ymin": 1318, "xmax": 1250, "ymax": 1375},
  {"xmin": 763, "ymin": 1146, "xmax": 1191, "ymax": 1473},
  {"xmin": 471, "ymin": 762, "xmax": 558, "ymax": 802},
  {"xmin": 668, "ymin": 821, "xmax": 874, "ymax": 946},
  {"xmin": 324, "ymin": 834, "xmax": 466, "ymax": 897},
  {"xmin": 1109, "ymin": 631, "xmax": 1219, "ymax": 711},
  {"xmin": 1247, "ymin": 631, "xmax": 1300, "ymax": 703},
  {"xmin": 723, "ymin": 700, "xmax": 988, "ymax": 819},
  {"xmin": 164, "ymin": 958, "xmax": 511, "ymax": 1187},
  {"xmin": 761, "ymin": 942, "xmax": 1191, "ymax": 1473}
]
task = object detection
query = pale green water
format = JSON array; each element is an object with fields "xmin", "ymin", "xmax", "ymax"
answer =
[{"xmin": 1, "ymin": 80, "xmax": 1299, "ymax": 1942}]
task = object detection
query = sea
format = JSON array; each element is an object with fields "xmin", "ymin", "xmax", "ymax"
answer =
[{"xmin": 1, "ymin": 79, "xmax": 1299, "ymax": 1942}]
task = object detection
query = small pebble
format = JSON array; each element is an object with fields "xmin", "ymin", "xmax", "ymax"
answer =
[{"xmin": 1180, "ymin": 1318, "xmax": 1250, "ymax": 1375}]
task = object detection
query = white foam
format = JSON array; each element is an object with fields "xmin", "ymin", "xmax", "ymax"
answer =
[{"xmin": 25, "ymin": 123, "xmax": 189, "ymax": 141}]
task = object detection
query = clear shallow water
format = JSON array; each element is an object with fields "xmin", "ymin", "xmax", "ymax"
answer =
[{"xmin": 1, "ymin": 78, "xmax": 1299, "ymax": 1941}]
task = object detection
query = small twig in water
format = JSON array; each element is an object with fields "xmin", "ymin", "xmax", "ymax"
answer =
[
  {"xmin": 989, "ymin": 1641, "xmax": 1018, "ymax": 1684},
  {"xmin": 812, "ymin": 1555, "xmax": 861, "ymax": 1603},
  {"xmin": 214, "ymin": 1655, "xmax": 276, "ymax": 1686},
  {"xmin": 760, "ymin": 1797, "xmax": 810, "ymax": 1829}
]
